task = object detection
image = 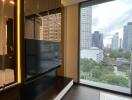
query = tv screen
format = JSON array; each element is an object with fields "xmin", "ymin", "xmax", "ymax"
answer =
[{"xmin": 25, "ymin": 39, "xmax": 61, "ymax": 79}]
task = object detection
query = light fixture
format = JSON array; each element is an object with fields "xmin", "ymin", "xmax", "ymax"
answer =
[
  {"xmin": 9, "ymin": 0, "xmax": 15, "ymax": 5},
  {"xmin": 17, "ymin": 0, "xmax": 21, "ymax": 83}
]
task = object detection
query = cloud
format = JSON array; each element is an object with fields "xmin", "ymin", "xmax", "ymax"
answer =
[
  {"xmin": 92, "ymin": 17, "xmax": 99, "ymax": 26},
  {"xmin": 105, "ymin": 9, "xmax": 132, "ymax": 34},
  {"xmin": 92, "ymin": 0, "xmax": 132, "ymax": 39}
]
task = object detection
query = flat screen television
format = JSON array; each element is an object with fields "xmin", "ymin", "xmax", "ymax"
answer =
[{"xmin": 25, "ymin": 39, "xmax": 61, "ymax": 79}]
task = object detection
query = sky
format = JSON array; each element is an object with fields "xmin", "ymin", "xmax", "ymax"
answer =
[{"xmin": 91, "ymin": 0, "xmax": 132, "ymax": 47}]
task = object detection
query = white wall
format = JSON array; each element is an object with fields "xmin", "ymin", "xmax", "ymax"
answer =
[{"xmin": 64, "ymin": 4, "xmax": 79, "ymax": 82}]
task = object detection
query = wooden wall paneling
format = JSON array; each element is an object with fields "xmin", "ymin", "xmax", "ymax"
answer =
[
  {"xmin": 48, "ymin": 0, "xmax": 55, "ymax": 10},
  {"xmin": 57, "ymin": 7, "xmax": 65, "ymax": 77},
  {"xmin": 63, "ymin": 4, "xmax": 79, "ymax": 82},
  {"xmin": 20, "ymin": 0, "xmax": 25, "ymax": 83},
  {"xmin": 38, "ymin": 0, "xmax": 48, "ymax": 13},
  {"xmin": 25, "ymin": 0, "xmax": 61, "ymax": 16},
  {"xmin": 54, "ymin": 0, "xmax": 61, "ymax": 9}
]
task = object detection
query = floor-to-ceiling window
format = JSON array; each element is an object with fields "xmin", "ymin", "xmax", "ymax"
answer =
[{"xmin": 79, "ymin": 0, "xmax": 132, "ymax": 94}]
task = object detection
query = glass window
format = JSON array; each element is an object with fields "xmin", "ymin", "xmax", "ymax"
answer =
[{"xmin": 80, "ymin": 0, "xmax": 132, "ymax": 94}]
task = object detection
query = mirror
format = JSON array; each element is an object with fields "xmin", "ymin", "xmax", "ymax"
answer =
[{"xmin": 0, "ymin": 0, "xmax": 16, "ymax": 89}]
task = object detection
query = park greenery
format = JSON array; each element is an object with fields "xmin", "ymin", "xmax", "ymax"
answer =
[
  {"xmin": 104, "ymin": 49, "xmax": 131, "ymax": 60},
  {"xmin": 80, "ymin": 50, "xmax": 131, "ymax": 88}
]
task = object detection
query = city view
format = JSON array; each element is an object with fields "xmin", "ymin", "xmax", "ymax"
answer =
[{"xmin": 80, "ymin": 0, "xmax": 132, "ymax": 93}]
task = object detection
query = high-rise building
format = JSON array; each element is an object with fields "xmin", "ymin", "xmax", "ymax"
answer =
[
  {"xmin": 39, "ymin": 13, "xmax": 61, "ymax": 42},
  {"xmin": 80, "ymin": 6, "xmax": 92, "ymax": 50},
  {"xmin": 119, "ymin": 38, "xmax": 123, "ymax": 49},
  {"xmin": 92, "ymin": 31, "xmax": 103, "ymax": 49},
  {"xmin": 123, "ymin": 22, "xmax": 132, "ymax": 51},
  {"xmin": 112, "ymin": 33, "xmax": 119, "ymax": 50},
  {"xmin": 127, "ymin": 22, "xmax": 132, "ymax": 51},
  {"xmin": 123, "ymin": 26, "xmax": 128, "ymax": 50}
]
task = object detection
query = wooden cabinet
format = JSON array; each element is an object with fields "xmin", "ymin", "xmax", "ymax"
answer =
[
  {"xmin": 25, "ymin": 0, "xmax": 61, "ymax": 16},
  {"xmin": 49, "ymin": 0, "xmax": 61, "ymax": 10}
]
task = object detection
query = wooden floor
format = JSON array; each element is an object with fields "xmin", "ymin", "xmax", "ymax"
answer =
[
  {"xmin": 62, "ymin": 84, "xmax": 132, "ymax": 100},
  {"xmin": 62, "ymin": 84, "xmax": 100, "ymax": 100}
]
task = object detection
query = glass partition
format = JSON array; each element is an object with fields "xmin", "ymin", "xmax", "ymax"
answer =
[{"xmin": 0, "ymin": 0, "xmax": 16, "ymax": 89}]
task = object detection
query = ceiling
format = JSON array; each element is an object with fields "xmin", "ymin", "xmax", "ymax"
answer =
[{"xmin": 61, "ymin": 0, "xmax": 87, "ymax": 6}]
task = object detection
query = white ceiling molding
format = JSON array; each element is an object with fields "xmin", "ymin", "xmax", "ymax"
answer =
[{"xmin": 61, "ymin": 0, "xmax": 87, "ymax": 6}]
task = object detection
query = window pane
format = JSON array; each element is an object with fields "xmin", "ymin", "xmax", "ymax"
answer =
[{"xmin": 80, "ymin": 0, "xmax": 132, "ymax": 94}]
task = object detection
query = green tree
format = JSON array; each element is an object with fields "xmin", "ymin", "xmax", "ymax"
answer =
[
  {"xmin": 100, "ymin": 74, "xmax": 129, "ymax": 87},
  {"xmin": 80, "ymin": 58, "xmax": 97, "ymax": 72},
  {"xmin": 91, "ymin": 65, "xmax": 102, "ymax": 79},
  {"xmin": 109, "ymin": 50, "xmax": 131, "ymax": 60},
  {"xmin": 80, "ymin": 57, "xmax": 129, "ymax": 88}
]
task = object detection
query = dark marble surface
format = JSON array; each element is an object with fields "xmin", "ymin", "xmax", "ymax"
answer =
[
  {"xmin": 62, "ymin": 85, "xmax": 100, "ymax": 100},
  {"xmin": 20, "ymin": 75, "xmax": 72, "ymax": 100}
]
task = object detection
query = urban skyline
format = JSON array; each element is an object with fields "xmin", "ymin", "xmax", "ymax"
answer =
[
  {"xmin": 80, "ymin": 0, "xmax": 132, "ymax": 94},
  {"xmin": 80, "ymin": 2, "xmax": 132, "ymax": 50},
  {"xmin": 92, "ymin": 21, "xmax": 132, "ymax": 50},
  {"xmin": 92, "ymin": 0, "xmax": 132, "ymax": 47}
]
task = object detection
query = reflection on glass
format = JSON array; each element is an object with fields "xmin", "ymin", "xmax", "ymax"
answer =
[
  {"xmin": 100, "ymin": 92, "xmax": 131, "ymax": 100},
  {"xmin": 80, "ymin": 0, "xmax": 132, "ymax": 94},
  {"xmin": 24, "ymin": 0, "xmax": 61, "ymax": 79},
  {"xmin": 0, "ymin": 0, "xmax": 16, "ymax": 89}
]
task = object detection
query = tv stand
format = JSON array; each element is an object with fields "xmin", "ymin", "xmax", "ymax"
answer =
[{"xmin": 20, "ymin": 71, "xmax": 73, "ymax": 100}]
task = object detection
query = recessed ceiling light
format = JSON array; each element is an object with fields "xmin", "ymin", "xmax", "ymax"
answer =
[{"xmin": 9, "ymin": 0, "xmax": 15, "ymax": 5}]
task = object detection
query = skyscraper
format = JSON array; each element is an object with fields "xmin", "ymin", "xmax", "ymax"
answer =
[
  {"xmin": 112, "ymin": 33, "xmax": 119, "ymax": 50},
  {"xmin": 123, "ymin": 22, "xmax": 132, "ymax": 51},
  {"xmin": 119, "ymin": 38, "xmax": 123, "ymax": 49},
  {"xmin": 80, "ymin": 6, "xmax": 92, "ymax": 50},
  {"xmin": 92, "ymin": 31, "xmax": 103, "ymax": 49},
  {"xmin": 123, "ymin": 26, "xmax": 128, "ymax": 50}
]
